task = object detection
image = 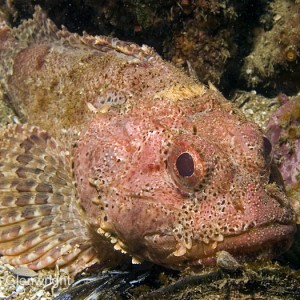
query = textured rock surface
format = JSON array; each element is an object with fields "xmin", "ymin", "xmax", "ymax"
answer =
[
  {"xmin": 266, "ymin": 96, "xmax": 300, "ymax": 221},
  {"xmin": 242, "ymin": 0, "xmax": 300, "ymax": 95}
]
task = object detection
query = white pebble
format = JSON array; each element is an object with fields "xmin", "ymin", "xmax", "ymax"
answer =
[
  {"xmin": 16, "ymin": 285, "xmax": 25, "ymax": 293},
  {"xmin": 34, "ymin": 290, "xmax": 44, "ymax": 298}
]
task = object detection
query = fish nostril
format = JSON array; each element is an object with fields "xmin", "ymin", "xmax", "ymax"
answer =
[{"xmin": 263, "ymin": 136, "xmax": 273, "ymax": 165}]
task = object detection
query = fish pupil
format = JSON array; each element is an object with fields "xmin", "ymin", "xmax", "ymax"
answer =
[{"xmin": 176, "ymin": 152, "xmax": 194, "ymax": 177}]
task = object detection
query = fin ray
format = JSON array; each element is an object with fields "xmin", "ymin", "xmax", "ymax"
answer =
[
  {"xmin": 0, "ymin": 225, "xmax": 60, "ymax": 255},
  {"xmin": 0, "ymin": 215, "xmax": 55, "ymax": 241},
  {"xmin": 63, "ymin": 247, "xmax": 99, "ymax": 274},
  {"xmin": 11, "ymin": 6, "xmax": 160, "ymax": 62},
  {"xmin": 0, "ymin": 124, "xmax": 98, "ymax": 273},
  {"xmin": 28, "ymin": 237, "xmax": 91, "ymax": 269},
  {"xmin": 0, "ymin": 204, "xmax": 71, "ymax": 224},
  {"xmin": 2, "ymin": 233, "xmax": 79, "ymax": 265},
  {"xmin": 0, "ymin": 191, "xmax": 65, "ymax": 208}
]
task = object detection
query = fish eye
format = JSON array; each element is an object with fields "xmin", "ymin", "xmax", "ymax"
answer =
[
  {"xmin": 168, "ymin": 140, "xmax": 205, "ymax": 192},
  {"xmin": 176, "ymin": 152, "xmax": 194, "ymax": 177}
]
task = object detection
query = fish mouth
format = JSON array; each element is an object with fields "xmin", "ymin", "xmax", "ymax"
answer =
[
  {"xmin": 194, "ymin": 222, "xmax": 297, "ymax": 266},
  {"xmin": 143, "ymin": 222, "xmax": 296, "ymax": 269}
]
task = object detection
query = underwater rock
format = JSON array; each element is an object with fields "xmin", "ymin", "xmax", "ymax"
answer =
[
  {"xmin": 242, "ymin": 0, "xmax": 300, "ymax": 95},
  {"xmin": 231, "ymin": 90, "xmax": 281, "ymax": 129},
  {"xmin": 232, "ymin": 91, "xmax": 300, "ymax": 192},
  {"xmin": 166, "ymin": 15, "xmax": 234, "ymax": 85},
  {"xmin": 266, "ymin": 94, "xmax": 300, "ymax": 221}
]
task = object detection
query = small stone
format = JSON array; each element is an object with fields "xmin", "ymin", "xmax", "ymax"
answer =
[
  {"xmin": 15, "ymin": 285, "xmax": 25, "ymax": 293},
  {"xmin": 273, "ymin": 14, "xmax": 282, "ymax": 22},
  {"xmin": 216, "ymin": 250, "xmax": 241, "ymax": 271},
  {"xmin": 10, "ymin": 266, "xmax": 38, "ymax": 277},
  {"xmin": 34, "ymin": 290, "xmax": 44, "ymax": 298}
]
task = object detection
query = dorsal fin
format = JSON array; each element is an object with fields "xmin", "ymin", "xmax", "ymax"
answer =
[
  {"xmin": 12, "ymin": 6, "xmax": 59, "ymax": 47},
  {"xmin": 12, "ymin": 5, "xmax": 161, "ymax": 62}
]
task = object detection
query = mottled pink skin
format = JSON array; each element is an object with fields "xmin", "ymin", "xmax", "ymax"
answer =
[{"xmin": 74, "ymin": 93, "xmax": 296, "ymax": 268}]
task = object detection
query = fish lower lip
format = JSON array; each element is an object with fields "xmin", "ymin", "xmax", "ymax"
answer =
[{"xmin": 197, "ymin": 223, "xmax": 297, "ymax": 265}]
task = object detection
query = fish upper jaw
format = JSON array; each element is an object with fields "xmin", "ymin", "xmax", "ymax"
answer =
[{"xmin": 141, "ymin": 220, "xmax": 296, "ymax": 270}]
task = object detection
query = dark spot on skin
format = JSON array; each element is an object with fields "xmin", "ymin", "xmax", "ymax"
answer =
[
  {"xmin": 39, "ymin": 131, "xmax": 51, "ymax": 142},
  {"xmin": 193, "ymin": 125, "xmax": 197, "ymax": 135},
  {"xmin": 147, "ymin": 164, "xmax": 161, "ymax": 173},
  {"xmin": 35, "ymin": 193, "xmax": 49, "ymax": 204},
  {"xmin": 16, "ymin": 194, "xmax": 32, "ymax": 206},
  {"xmin": 176, "ymin": 153, "xmax": 194, "ymax": 177},
  {"xmin": 38, "ymin": 216, "xmax": 53, "ymax": 227},
  {"xmin": 30, "ymin": 134, "xmax": 43, "ymax": 145},
  {"xmin": 16, "ymin": 180, "xmax": 36, "ymax": 192},
  {"xmin": 20, "ymin": 138, "xmax": 34, "ymax": 151},
  {"xmin": 164, "ymin": 160, "xmax": 168, "ymax": 169},
  {"xmin": 16, "ymin": 167, "xmax": 43, "ymax": 178},
  {"xmin": 36, "ymin": 183, "xmax": 53, "ymax": 193},
  {"xmin": 25, "ymin": 232, "xmax": 39, "ymax": 243},
  {"xmin": 16, "ymin": 154, "xmax": 33, "ymax": 165},
  {"xmin": 39, "ymin": 205, "xmax": 53, "ymax": 216},
  {"xmin": 2, "ymin": 195, "xmax": 14, "ymax": 206},
  {"xmin": 51, "ymin": 193, "xmax": 64, "ymax": 204},
  {"xmin": 22, "ymin": 207, "xmax": 35, "ymax": 218},
  {"xmin": 232, "ymin": 197, "xmax": 244, "ymax": 213}
]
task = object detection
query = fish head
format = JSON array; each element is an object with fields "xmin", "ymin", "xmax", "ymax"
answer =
[{"xmin": 74, "ymin": 92, "xmax": 296, "ymax": 269}]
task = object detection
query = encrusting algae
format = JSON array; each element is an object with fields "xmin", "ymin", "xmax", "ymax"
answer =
[{"xmin": 0, "ymin": 5, "xmax": 299, "ymax": 300}]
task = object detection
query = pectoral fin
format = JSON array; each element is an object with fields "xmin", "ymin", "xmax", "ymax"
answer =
[{"xmin": 0, "ymin": 124, "xmax": 98, "ymax": 274}]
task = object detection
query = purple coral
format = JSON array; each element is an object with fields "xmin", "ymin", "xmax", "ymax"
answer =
[{"xmin": 266, "ymin": 96, "xmax": 300, "ymax": 193}]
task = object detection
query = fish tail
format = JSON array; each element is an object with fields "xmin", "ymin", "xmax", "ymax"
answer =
[{"xmin": 0, "ymin": 124, "xmax": 98, "ymax": 274}]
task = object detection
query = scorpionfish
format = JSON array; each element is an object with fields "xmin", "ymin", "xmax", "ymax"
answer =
[{"xmin": 0, "ymin": 7, "xmax": 296, "ymax": 275}]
